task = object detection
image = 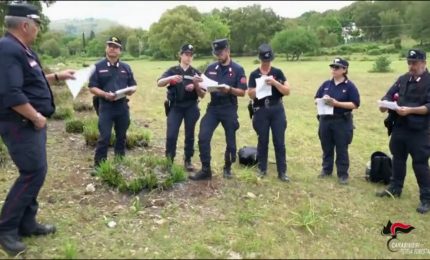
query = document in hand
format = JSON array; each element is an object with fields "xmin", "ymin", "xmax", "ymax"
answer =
[
  {"xmin": 201, "ymin": 74, "xmax": 230, "ymax": 93},
  {"xmin": 255, "ymin": 75, "xmax": 272, "ymax": 100},
  {"xmin": 377, "ymin": 100, "xmax": 399, "ymax": 110},
  {"xmin": 114, "ymin": 86, "xmax": 137, "ymax": 100},
  {"xmin": 65, "ymin": 65, "xmax": 96, "ymax": 99},
  {"xmin": 316, "ymin": 98, "xmax": 334, "ymax": 115}
]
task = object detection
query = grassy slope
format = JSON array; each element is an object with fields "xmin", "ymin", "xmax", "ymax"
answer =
[{"xmin": 0, "ymin": 56, "xmax": 429, "ymax": 258}]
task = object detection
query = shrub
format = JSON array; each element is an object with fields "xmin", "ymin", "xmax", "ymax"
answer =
[
  {"xmin": 126, "ymin": 128, "xmax": 152, "ymax": 148},
  {"xmin": 73, "ymin": 101, "xmax": 93, "ymax": 112},
  {"xmin": 197, "ymin": 61, "xmax": 211, "ymax": 73},
  {"xmin": 370, "ymin": 56, "xmax": 392, "ymax": 73},
  {"xmin": 95, "ymin": 156, "xmax": 186, "ymax": 194},
  {"xmin": 394, "ymin": 38, "xmax": 402, "ymax": 49},
  {"xmin": 367, "ymin": 49, "xmax": 383, "ymax": 56},
  {"xmin": 83, "ymin": 118, "xmax": 115, "ymax": 146},
  {"xmin": 65, "ymin": 119, "xmax": 85, "ymax": 134},
  {"xmin": 0, "ymin": 139, "xmax": 8, "ymax": 167},
  {"xmin": 52, "ymin": 107, "xmax": 73, "ymax": 120}
]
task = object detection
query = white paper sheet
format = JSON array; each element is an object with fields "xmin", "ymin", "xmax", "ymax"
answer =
[
  {"xmin": 378, "ymin": 100, "xmax": 399, "ymax": 110},
  {"xmin": 316, "ymin": 98, "xmax": 334, "ymax": 115},
  {"xmin": 206, "ymin": 84, "xmax": 230, "ymax": 93},
  {"xmin": 256, "ymin": 75, "xmax": 272, "ymax": 100},
  {"xmin": 65, "ymin": 65, "xmax": 96, "ymax": 99},
  {"xmin": 201, "ymin": 74, "xmax": 219, "ymax": 88},
  {"xmin": 114, "ymin": 86, "xmax": 137, "ymax": 100}
]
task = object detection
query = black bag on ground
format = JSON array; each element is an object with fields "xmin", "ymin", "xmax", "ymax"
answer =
[
  {"xmin": 238, "ymin": 146, "xmax": 258, "ymax": 166},
  {"xmin": 365, "ymin": 151, "xmax": 392, "ymax": 184}
]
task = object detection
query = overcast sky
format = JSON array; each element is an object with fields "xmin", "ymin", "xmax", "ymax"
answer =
[{"xmin": 43, "ymin": 1, "xmax": 354, "ymax": 30}]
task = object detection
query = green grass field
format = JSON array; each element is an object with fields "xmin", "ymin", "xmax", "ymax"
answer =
[{"xmin": 1, "ymin": 55, "xmax": 429, "ymax": 259}]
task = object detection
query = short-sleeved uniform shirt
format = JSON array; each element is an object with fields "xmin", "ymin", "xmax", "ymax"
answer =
[
  {"xmin": 248, "ymin": 66, "xmax": 286, "ymax": 106},
  {"xmin": 88, "ymin": 58, "xmax": 137, "ymax": 107},
  {"xmin": 158, "ymin": 65, "xmax": 201, "ymax": 107},
  {"xmin": 314, "ymin": 78, "xmax": 360, "ymax": 115},
  {"xmin": 204, "ymin": 60, "xmax": 247, "ymax": 106},
  {"xmin": 0, "ymin": 32, "xmax": 55, "ymax": 118}
]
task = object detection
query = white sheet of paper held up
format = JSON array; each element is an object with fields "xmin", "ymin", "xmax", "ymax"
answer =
[
  {"xmin": 114, "ymin": 86, "xmax": 136, "ymax": 100},
  {"xmin": 316, "ymin": 98, "xmax": 334, "ymax": 115},
  {"xmin": 201, "ymin": 74, "xmax": 219, "ymax": 89},
  {"xmin": 256, "ymin": 75, "xmax": 272, "ymax": 100},
  {"xmin": 65, "ymin": 65, "xmax": 96, "ymax": 99},
  {"xmin": 377, "ymin": 100, "xmax": 399, "ymax": 110}
]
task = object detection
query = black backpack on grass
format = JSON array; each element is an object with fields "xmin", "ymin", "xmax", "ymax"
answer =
[
  {"xmin": 365, "ymin": 151, "xmax": 392, "ymax": 184},
  {"xmin": 238, "ymin": 146, "xmax": 258, "ymax": 166}
]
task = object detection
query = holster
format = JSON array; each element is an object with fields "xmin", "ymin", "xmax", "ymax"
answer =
[{"xmin": 164, "ymin": 99, "xmax": 171, "ymax": 117}]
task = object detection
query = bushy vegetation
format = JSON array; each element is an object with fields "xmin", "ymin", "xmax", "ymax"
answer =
[
  {"xmin": 370, "ymin": 56, "xmax": 392, "ymax": 73},
  {"xmin": 0, "ymin": 139, "xmax": 8, "ymax": 167},
  {"xmin": 95, "ymin": 156, "xmax": 186, "ymax": 194}
]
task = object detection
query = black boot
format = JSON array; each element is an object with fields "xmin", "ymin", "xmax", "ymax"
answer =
[
  {"xmin": 257, "ymin": 170, "xmax": 267, "ymax": 178},
  {"xmin": 20, "ymin": 223, "xmax": 56, "ymax": 237},
  {"xmin": 0, "ymin": 234, "xmax": 26, "ymax": 256},
  {"xmin": 223, "ymin": 164, "xmax": 233, "ymax": 179},
  {"xmin": 278, "ymin": 172, "xmax": 290, "ymax": 182},
  {"xmin": 417, "ymin": 201, "xmax": 430, "ymax": 214},
  {"xmin": 318, "ymin": 170, "xmax": 332, "ymax": 178},
  {"xmin": 376, "ymin": 185, "xmax": 402, "ymax": 198},
  {"xmin": 184, "ymin": 159, "xmax": 194, "ymax": 172},
  {"xmin": 338, "ymin": 175, "xmax": 349, "ymax": 185},
  {"xmin": 189, "ymin": 166, "xmax": 212, "ymax": 180}
]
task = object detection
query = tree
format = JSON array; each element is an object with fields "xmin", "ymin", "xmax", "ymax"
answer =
[
  {"xmin": 352, "ymin": 1, "xmax": 383, "ymax": 41},
  {"xmin": 89, "ymin": 30, "xmax": 95, "ymax": 40},
  {"xmin": 271, "ymin": 27, "xmax": 320, "ymax": 61},
  {"xmin": 147, "ymin": 6, "xmax": 206, "ymax": 59},
  {"xmin": 86, "ymin": 38, "xmax": 105, "ymax": 57},
  {"xmin": 1, "ymin": 1, "xmax": 55, "ymax": 34},
  {"xmin": 82, "ymin": 32, "xmax": 86, "ymax": 51},
  {"xmin": 200, "ymin": 14, "xmax": 230, "ymax": 54},
  {"xmin": 406, "ymin": 2, "xmax": 430, "ymax": 45},
  {"xmin": 40, "ymin": 38, "xmax": 62, "ymax": 57},
  {"xmin": 126, "ymin": 34, "xmax": 140, "ymax": 57},
  {"xmin": 379, "ymin": 10, "xmax": 402, "ymax": 41},
  {"xmin": 219, "ymin": 4, "xmax": 283, "ymax": 54},
  {"xmin": 67, "ymin": 38, "xmax": 81, "ymax": 56}
]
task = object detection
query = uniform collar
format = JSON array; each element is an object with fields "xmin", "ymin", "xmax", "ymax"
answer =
[
  {"xmin": 331, "ymin": 76, "xmax": 349, "ymax": 86},
  {"xmin": 215, "ymin": 60, "xmax": 232, "ymax": 70},
  {"xmin": 5, "ymin": 31, "xmax": 32, "ymax": 55},
  {"xmin": 105, "ymin": 58, "xmax": 120, "ymax": 68},
  {"xmin": 409, "ymin": 69, "xmax": 429, "ymax": 83}
]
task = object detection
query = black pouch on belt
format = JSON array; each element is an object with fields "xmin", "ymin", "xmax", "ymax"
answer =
[
  {"xmin": 164, "ymin": 99, "xmax": 171, "ymax": 117},
  {"xmin": 248, "ymin": 100, "xmax": 254, "ymax": 119}
]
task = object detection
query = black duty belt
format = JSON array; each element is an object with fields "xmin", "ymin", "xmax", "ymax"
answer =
[
  {"xmin": 254, "ymin": 98, "xmax": 282, "ymax": 108},
  {"xmin": 0, "ymin": 113, "xmax": 30, "ymax": 123},
  {"xmin": 319, "ymin": 112, "xmax": 352, "ymax": 120}
]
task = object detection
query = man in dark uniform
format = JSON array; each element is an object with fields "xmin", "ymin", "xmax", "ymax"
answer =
[
  {"xmin": 248, "ymin": 44, "xmax": 291, "ymax": 182},
  {"xmin": 0, "ymin": 3, "xmax": 75, "ymax": 255},
  {"xmin": 89, "ymin": 36, "xmax": 137, "ymax": 167},
  {"xmin": 157, "ymin": 44, "xmax": 205, "ymax": 171},
  {"xmin": 377, "ymin": 49, "xmax": 430, "ymax": 214},
  {"xmin": 189, "ymin": 39, "xmax": 247, "ymax": 180}
]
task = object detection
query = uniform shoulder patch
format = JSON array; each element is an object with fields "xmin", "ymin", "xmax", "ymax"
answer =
[{"xmin": 240, "ymin": 76, "xmax": 247, "ymax": 84}]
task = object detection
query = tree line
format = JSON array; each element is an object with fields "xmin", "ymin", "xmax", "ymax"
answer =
[{"xmin": 2, "ymin": 1, "xmax": 430, "ymax": 61}]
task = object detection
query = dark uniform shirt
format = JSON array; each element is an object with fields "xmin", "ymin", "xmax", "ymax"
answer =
[
  {"xmin": 204, "ymin": 60, "xmax": 247, "ymax": 106},
  {"xmin": 314, "ymin": 78, "xmax": 360, "ymax": 115},
  {"xmin": 158, "ymin": 65, "xmax": 201, "ymax": 107},
  {"xmin": 382, "ymin": 71, "xmax": 430, "ymax": 129},
  {"xmin": 88, "ymin": 58, "xmax": 137, "ymax": 105},
  {"xmin": 0, "ymin": 32, "xmax": 55, "ymax": 118},
  {"xmin": 248, "ymin": 66, "xmax": 286, "ymax": 106}
]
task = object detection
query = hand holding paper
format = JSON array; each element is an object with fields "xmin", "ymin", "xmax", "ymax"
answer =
[
  {"xmin": 316, "ymin": 98, "xmax": 334, "ymax": 115},
  {"xmin": 256, "ymin": 75, "xmax": 272, "ymax": 100},
  {"xmin": 114, "ymin": 86, "xmax": 137, "ymax": 100},
  {"xmin": 378, "ymin": 100, "xmax": 399, "ymax": 110},
  {"xmin": 65, "ymin": 65, "xmax": 96, "ymax": 99}
]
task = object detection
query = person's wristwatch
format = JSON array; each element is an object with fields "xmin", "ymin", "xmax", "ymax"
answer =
[{"xmin": 54, "ymin": 73, "xmax": 60, "ymax": 82}]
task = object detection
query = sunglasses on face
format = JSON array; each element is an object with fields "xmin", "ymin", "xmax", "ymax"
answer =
[{"xmin": 330, "ymin": 65, "xmax": 342, "ymax": 70}]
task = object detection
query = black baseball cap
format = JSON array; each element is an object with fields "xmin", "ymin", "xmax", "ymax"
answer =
[
  {"xmin": 212, "ymin": 38, "xmax": 229, "ymax": 55},
  {"xmin": 407, "ymin": 49, "xmax": 426, "ymax": 61},
  {"xmin": 6, "ymin": 2, "xmax": 41, "ymax": 24},
  {"xmin": 106, "ymin": 36, "xmax": 122, "ymax": 48},
  {"xmin": 330, "ymin": 57, "xmax": 349, "ymax": 68},
  {"xmin": 180, "ymin": 43, "xmax": 194, "ymax": 54},
  {"xmin": 258, "ymin": 43, "xmax": 274, "ymax": 61}
]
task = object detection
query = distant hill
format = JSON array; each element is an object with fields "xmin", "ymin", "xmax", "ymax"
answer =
[{"xmin": 48, "ymin": 18, "xmax": 122, "ymax": 36}]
